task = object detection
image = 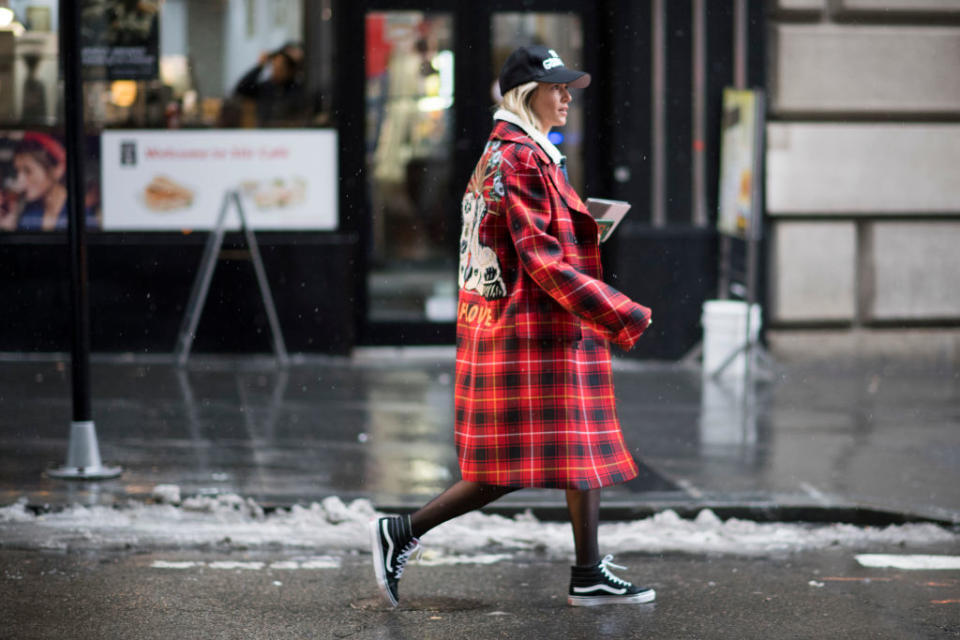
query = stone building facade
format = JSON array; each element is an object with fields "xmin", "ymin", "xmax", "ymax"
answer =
[{"xmin": 765, "ymin": 0, "xmax": 960, "ymax": 363}]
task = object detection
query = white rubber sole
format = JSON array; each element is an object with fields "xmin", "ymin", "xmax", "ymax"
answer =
[
  {"xmin": 567, "ymin": 588, "xmax": 656, "ymax": 607},
  {"xmin": 368, "ymin": 518, "xmax": 398, "ymax": 607}
]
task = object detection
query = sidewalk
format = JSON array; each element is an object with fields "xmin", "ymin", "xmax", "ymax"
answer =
[{"xmin": 1, "ymin": 350, "xmax": 957, "ymax": 525}]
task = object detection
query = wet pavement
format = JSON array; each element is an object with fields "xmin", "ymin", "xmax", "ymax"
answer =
[
  {"xmin": 0, "ymin": 349, "xmax": 958, "ymax": 524},
  {"xmin": 2, "ymin": 545, "xmax": 959, "ymax": 639}
]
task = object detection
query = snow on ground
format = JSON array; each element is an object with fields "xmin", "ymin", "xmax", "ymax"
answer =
[
  {"xmin": 856, "ymin": 554, "xmax": 960, "ymax": 570},
  {"xmin": 0, "ymin": 490, "xmax": 956, "ymax": 556}
]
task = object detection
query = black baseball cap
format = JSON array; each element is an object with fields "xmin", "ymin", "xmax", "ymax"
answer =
[{"xmin": 498, "ymin": 45, "xmax": 591, "ymax": 96}]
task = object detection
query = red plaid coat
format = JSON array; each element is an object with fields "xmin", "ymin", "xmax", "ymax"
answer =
[{"xmin": 454, "ymin": 120, "xmax": 652, "ymax": 490}]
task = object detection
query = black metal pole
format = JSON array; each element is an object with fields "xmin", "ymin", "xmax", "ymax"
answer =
[
  {"xmin": 47, "ymin": 2, "xmax": 119, "ymax": 480},
  {"xmin": 60, "ymin": 0, "xmax": 91, "ymax": 422}
]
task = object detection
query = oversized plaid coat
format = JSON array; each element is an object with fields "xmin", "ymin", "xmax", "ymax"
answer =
[{"xmin": 454, "ymin": 120, "xmax": 652, "ymax": 490}]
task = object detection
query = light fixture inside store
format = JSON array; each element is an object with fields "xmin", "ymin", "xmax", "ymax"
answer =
[
  {"xmin": 110, "ymin": 80, "xmax": 138, "ymax": 107},
  {"xmin": 417, "ymin": 50, "xmax": 454, "ymax": 112},
  {"xmin": 433, "ymin": 51, "xmax": 454, "ymax": 97},
  {"xmin": 0, "ymin": 7, "xmax": 15, "ymax": 27},
  {"xmin": 417, "ymin": 96, "xmax": 453, "ymax": 112}
]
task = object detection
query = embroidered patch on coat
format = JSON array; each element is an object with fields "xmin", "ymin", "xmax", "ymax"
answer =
[
  {"xmin": 458, "ymin": 141, "xmax": 507, "ymax": 300},
  {"xmin": 459, "ymin": 191, "xmax": 506, "ymax": 299}
]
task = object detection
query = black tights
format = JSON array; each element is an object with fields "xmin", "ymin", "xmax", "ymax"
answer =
[
  {"xmin": 409, "ymin": 481, "xmax": 517, "ymax": 538},
  {"xmin": 409, "ymin": 481, "xmax": 601, "ymax": 567},
  {"xmin": 565, "ymin": 488, "xmax": 600, "ymax": 566}
]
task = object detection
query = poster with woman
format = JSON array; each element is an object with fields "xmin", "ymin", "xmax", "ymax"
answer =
[{"xmin": 0, "ymin": 131, "xmax": 101, "ymax": 232}]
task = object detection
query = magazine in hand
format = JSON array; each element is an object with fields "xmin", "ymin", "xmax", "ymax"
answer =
[{"xmin": 585, "ymin": 198, "xmax": 631, "ymax": 243}]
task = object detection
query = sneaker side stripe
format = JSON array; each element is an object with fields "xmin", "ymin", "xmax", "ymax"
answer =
[
  {"xmin": 369, "ymin": 519, "xmax": 398, "ymax": 607},
  {"xmin": 573, "ymin": 583, "xmax": 628, "ymax": 595},
  {"xmin": 381, "ymin": 519, "xmax": 395, "ymax": 572}
]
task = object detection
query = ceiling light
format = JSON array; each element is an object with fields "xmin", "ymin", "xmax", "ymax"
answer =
[{"xmin": 110, "ymin": 81, "xmax": 138, "ymax": 108}]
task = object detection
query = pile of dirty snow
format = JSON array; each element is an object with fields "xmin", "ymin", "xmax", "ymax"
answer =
[{"xmin": 0, "ymin": 489, "xmax": 955, "ymax": 556}]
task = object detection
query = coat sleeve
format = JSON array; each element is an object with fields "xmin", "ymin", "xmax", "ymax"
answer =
[{"xmin": 503, "ymin": 148, "xmax": 652, "ymax": 351}]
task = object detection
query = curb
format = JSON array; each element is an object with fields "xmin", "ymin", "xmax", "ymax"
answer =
[{"xmin": 13, "ymin": 495, "xmax": 959, "ymax": 529}]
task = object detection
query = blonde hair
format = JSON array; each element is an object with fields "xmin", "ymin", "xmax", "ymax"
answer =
[{"xmin": 500, "ymin": 81, "xmax": 542, "ymax": 132}]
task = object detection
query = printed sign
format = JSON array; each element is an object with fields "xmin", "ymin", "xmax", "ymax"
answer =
[
  {"xmin": 717, "ymin": 88, "xmax": 764, "ymax": 238},
  {"xmin": 81, "ymin": 0, "xmax": 161, "ymax": 80},
  {"xmin": 100, "ymin": 129, "xmax": 338, "ymax": 231}
]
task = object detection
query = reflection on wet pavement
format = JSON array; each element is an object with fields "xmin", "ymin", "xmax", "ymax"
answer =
[{"xmin": 0, "ymin": 355, "xmax": 957, "ymax": 520}]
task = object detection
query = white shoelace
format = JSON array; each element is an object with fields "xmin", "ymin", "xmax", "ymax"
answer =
[
  {"xmin": 394, "ymin": 539, "xmax": 421, "ymax": 579},
  {"xmin": 598, "ymin": 554, "xmax": 632, "ymax": 587}
]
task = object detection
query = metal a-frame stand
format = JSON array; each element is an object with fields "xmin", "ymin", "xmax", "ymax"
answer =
[
  {"xmin": 710, "ymin": 89, "xmax": 773, "ymax": 380},
  {"xmin": 174, "ymin": 190, "xmax": 289, "ymax": 367},
  {"xmin": 682, "ymin": 88, "xmax": 773, "ymax": 380}
]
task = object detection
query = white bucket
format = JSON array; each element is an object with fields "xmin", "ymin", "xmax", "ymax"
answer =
[{"xmin": 701, "ymin": 300, "xmax": 762, "ymax": 379}]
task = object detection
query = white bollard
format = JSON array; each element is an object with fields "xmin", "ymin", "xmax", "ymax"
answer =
[{"xmin": 47, "ymin": 420, "xmax": 122, "ymax": 480}]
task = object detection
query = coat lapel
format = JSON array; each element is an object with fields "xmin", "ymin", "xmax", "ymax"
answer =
[{"xmin": 544, "ymin": 164, "xmax": 591, "ymax": 218}]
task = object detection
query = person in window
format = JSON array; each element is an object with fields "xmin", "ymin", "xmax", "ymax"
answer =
[
  {"xmin": 5, "ymin": 133, "xmax": 97, "ymax": 232},
  {"xmin": 369, "ymin": 45, "xmax": 656, "ymax": 608},
  {"xmin": 232, "ymin": 42, "xmax": 307, "ymax": 127}
]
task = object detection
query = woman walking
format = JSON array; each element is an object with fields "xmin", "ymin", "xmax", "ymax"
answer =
[{"xmin": 370, "ymin": 45, "xmax": 654, "ymax": 608}]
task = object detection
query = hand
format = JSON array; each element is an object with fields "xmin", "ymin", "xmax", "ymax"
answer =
[
  {"xmin": 283, "ymin": 44, "xmax": 304, "ymax": 64},
  {"xmin": 0, "ymin": 208, "xmax": 18, "ymax": 231}
]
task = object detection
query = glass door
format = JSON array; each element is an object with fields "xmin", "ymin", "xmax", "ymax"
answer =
[
  {"xmin": 348, "ymin": 2, "xmax": 597, "ymax": 347},
  {"xmin": 364, "ymin": 11, "xmax": 458, "ymax": 334}
]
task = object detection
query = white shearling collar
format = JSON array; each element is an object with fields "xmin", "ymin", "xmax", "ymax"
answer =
[{"xmin": 493, "ymin": 108, "xmax": 565, "ymax": 165}]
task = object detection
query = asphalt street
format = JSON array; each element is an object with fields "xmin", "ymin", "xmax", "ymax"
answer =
[
  {"xmin": 2, "ymin": 356, "xmax": 958, "ymax": 638},
  {"xmin": 2, "ymin": 545, "xmax": 959, "ymax": 639}
]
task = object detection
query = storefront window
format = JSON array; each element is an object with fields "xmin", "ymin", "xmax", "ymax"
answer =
[
  {"xmin": 0, "ymin": 0, "xmax": 337, "ymax": 233},
  {"xmin": 98, "ymin": 0, "xmax": 314, "ymax": 129}
]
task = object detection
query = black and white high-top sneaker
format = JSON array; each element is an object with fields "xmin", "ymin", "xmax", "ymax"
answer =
[
  {"xmin": 369, "ymin": 515, "xmax": 421, "ymax": 607},
  {"xmin": 568, "ymin": 555, "xmax": 656, "ymax": 606}
]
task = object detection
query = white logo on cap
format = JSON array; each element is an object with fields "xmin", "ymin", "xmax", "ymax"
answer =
[{"xmin": 542, "ymin": 49, "xmax": 564, "ymax": 70}]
